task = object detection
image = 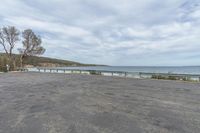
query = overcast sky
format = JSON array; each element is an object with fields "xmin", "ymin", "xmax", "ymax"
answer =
[{"xmin": 0, "ymin": 0, "xmax": 200, "ymax": 66}]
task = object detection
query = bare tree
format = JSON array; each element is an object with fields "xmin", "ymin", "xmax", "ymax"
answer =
[
  {"xmin": 0, "ymin": 26, "xmax": 20, "ymax": 70},
  {"xmin": 18, "ymin": 29, "xmax": 45, "ymax": 67}
]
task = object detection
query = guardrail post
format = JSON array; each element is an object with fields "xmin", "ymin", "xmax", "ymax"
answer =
[{"xmin": 125, "ymin": 72, "xmax": 127, "ymax": 77}]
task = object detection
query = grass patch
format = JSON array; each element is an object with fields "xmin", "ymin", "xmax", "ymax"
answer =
[
  {"xmin": 89, "ymin": 70, "xmax": 102, "ymax": 75},
  {"xmin": 151, "ymin": 74, "xmax": 192, "ymax": 81}
]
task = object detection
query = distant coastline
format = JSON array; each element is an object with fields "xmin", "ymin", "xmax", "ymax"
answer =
[{"xmin": 0, "ymin": 53, "xmax": 104, "ymax": 72}]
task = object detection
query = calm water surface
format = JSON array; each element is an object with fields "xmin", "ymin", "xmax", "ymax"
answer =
[{"xmin": 54, "ymin": 66, "xmax": 200, "ymax": 75}]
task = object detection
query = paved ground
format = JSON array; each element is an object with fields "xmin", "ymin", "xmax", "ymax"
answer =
[{"xmin": 0, "ymin": 72, "xmax": 200, "ymax": 133}]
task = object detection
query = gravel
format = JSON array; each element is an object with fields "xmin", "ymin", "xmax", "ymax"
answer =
[{"xmin": 0, "ymin": 72, "xmax": 200, "ymax": 133}]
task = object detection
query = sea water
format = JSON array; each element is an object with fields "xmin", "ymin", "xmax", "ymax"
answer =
[{"xmin": 55, "ymin": 66, "xmax": 200, "ymax": 75}]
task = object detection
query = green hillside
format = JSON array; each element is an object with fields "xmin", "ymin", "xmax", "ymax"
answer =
[
  {"xmin": 0, "ymin": 53, "xmax": 96, "ymax": 71},
  {"xmin": 22, "ymin": 55, "xmax": 84, "ymax": 66}
]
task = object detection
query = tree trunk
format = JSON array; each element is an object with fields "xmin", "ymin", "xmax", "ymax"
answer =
[
  {"xmin": 20, "ymin": 55, "xmax": 24, "ymax": 68},
  {"xmin": 13, "ymin": 59, "xmax": 16, "ymax": 70},
  {"xmin": 10, "ymin": 55, "xmax": 16, "ymax": 71},
  {"xmin": 7, "ymin": 56, "xmax": 12, "ymax": 71}
]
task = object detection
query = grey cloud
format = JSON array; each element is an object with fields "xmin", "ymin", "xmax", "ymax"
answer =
[{"xmin": 0, "ymin": 0, "xmax": 200, "ymax": 65}]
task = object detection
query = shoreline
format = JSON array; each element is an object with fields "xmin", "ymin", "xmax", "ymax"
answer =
[{"xmin": 14, "ymin": 67, "xmax": 200, "ymax": 82}]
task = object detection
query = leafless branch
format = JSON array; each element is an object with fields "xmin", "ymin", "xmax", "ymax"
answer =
[{"xmin": 18, "ymin": 29, "xmax": 45, "ymax": 67}]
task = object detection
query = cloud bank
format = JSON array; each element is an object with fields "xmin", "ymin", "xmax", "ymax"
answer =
[{"xmin": 0, "ymin": 0, "xmax": 200, "ymax": 66}]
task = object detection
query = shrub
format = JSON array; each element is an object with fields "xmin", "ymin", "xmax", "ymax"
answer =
[{"xmin": 89, "ymin": 70, "xmax": 101, "ymax": 75}]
